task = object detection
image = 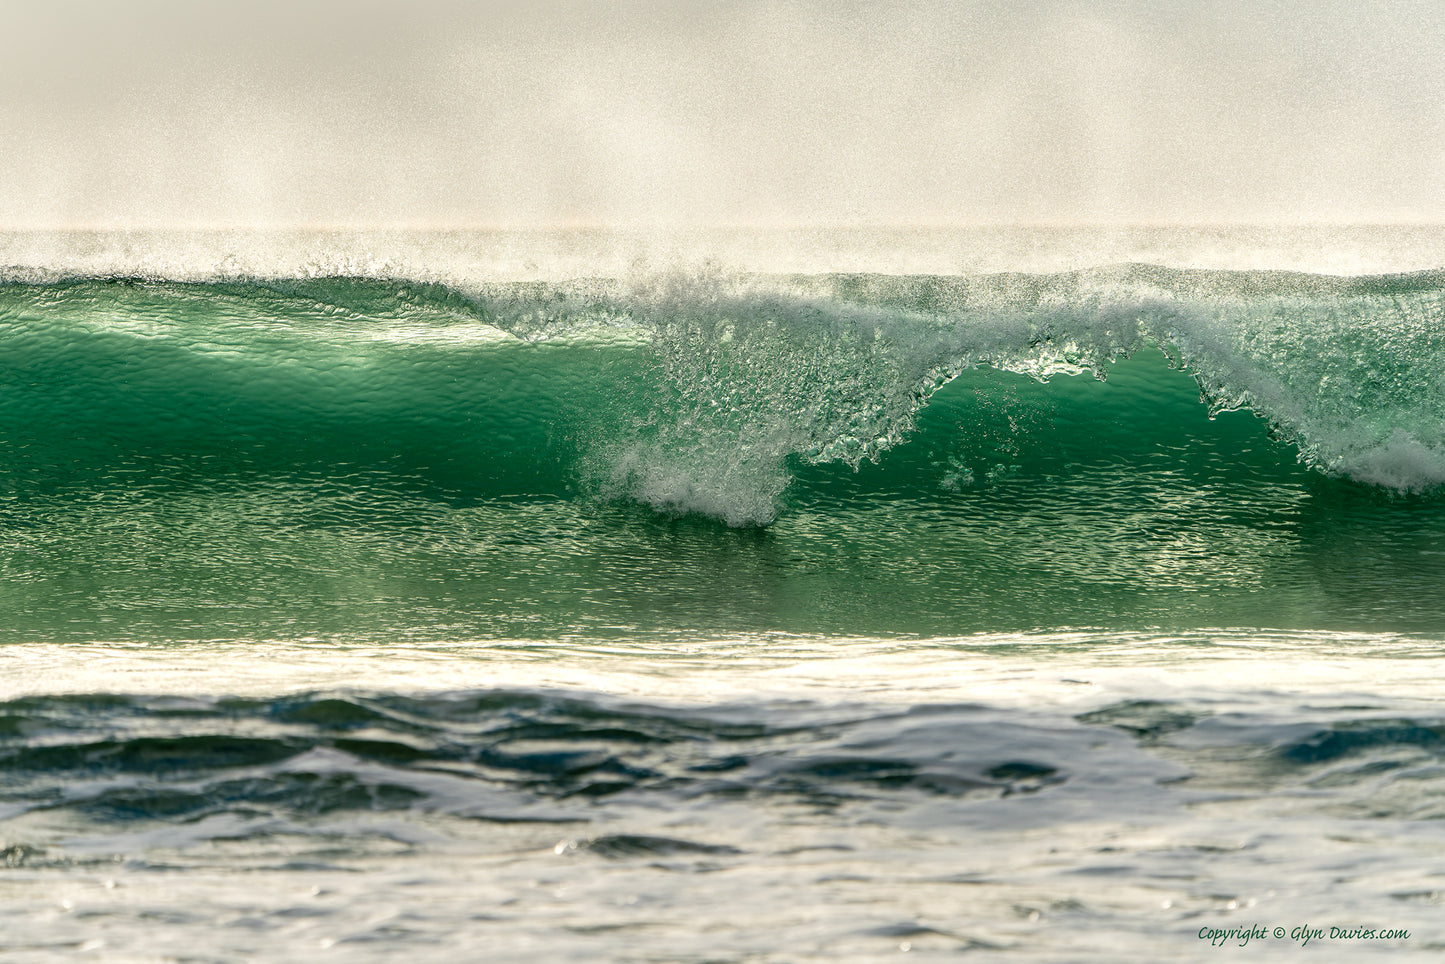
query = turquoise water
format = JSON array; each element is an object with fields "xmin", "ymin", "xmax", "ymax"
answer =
[
  {"xmin": 3, "ymin": 270, "xmax": 1442, "ymax": 640},
  {"xmin": 1, "ymin": 233, "xmax": 1443, "ymax": 960}
]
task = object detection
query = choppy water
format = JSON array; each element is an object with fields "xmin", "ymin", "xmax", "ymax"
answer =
[{"xmin": 1, "ymin": 228, "xmax": 1442, "ymax": 961}]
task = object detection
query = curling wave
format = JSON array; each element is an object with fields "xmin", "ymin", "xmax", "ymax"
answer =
[{"xmin": 2, "ymin": 266, "xmax": 1442, "ymax": 525}]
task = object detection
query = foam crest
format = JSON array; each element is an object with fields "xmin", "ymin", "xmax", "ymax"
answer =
[{"xmin": 1160, "ymin": 283, "xmax": 1445, "ymax": 494}]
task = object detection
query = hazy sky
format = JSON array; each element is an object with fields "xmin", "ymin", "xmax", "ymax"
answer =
[{"xmin": 3, "ymin": 0, "xmax": 1443, "ymax": 228}]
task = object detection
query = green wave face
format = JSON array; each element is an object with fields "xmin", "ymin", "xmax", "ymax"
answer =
[{"xmin": 1, "ymin": 271, "xmax": 1443, "ymax": 642}]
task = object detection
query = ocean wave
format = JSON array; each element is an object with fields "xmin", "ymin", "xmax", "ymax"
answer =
[{"xmin": 2, "ymin": 267, "xmax": 1442, "ymax": 527}]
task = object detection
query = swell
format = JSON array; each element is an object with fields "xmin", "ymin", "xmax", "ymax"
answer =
[
  {"xmin": 1, "ymin": 267, "xmax": 1443, "ymax": 527},
  {"xmin": 5, "ymin": 689, "xmax": 1445, "ymax": 859}
]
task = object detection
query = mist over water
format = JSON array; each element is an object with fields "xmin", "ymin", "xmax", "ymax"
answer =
[
  {"xmin": 6, "ymin": 224, "xmax": 1445, "ymax": 280},
  {"xmin": 5, "ymin": 1, "xmax": 1445, "ymax": 229}
]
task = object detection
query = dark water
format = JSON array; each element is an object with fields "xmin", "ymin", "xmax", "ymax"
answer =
[{"xmin": 1, "ymin": 252, "xmax": 1442, "ymax": 960}]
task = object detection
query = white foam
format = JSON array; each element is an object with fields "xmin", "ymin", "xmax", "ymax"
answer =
[
  {"xmin": 599, "ymin": 444, "xmax": 791, "ymax": 527},
  {"xmin": 1332, "ymin": 430, "xmax": 1445, "ymax": 493}
]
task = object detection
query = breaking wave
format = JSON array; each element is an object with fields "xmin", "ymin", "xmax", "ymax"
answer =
[{"xmin": 2, "ymin": 265, "xmax": 1441, "ymax": 527}]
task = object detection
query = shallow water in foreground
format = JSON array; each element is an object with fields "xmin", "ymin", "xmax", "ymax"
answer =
[{"xmin": 2, "ymin": 635, "xmax": 1443, "ymax": 962}]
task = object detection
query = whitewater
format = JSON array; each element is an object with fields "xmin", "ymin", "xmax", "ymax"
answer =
[{"xmin": 1, "ymin": 226, "xmax": 1443, "ymax": 962}]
